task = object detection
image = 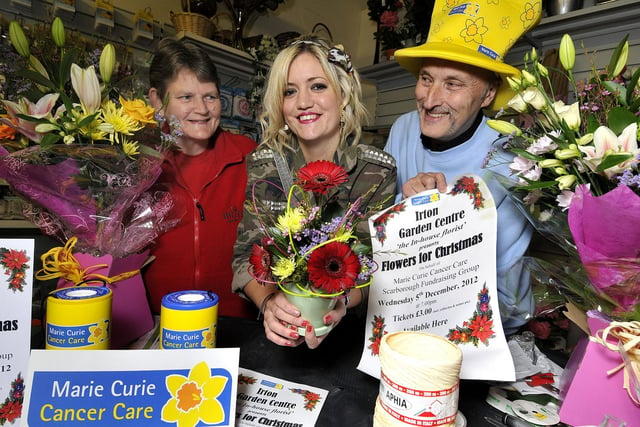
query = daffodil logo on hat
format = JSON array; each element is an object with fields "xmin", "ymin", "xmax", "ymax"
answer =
[{"xmin": 395, "ymin": 0, "xmax": 542, "ymax": 110}]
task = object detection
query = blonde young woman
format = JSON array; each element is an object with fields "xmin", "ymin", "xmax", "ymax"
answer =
[{"xmin": 232, "ymin": 36, "xmax": 397, "ymax": 349}]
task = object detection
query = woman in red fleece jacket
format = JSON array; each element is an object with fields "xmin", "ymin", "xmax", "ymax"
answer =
[{"xmin": 144, "ymin": 38, "xmax": 257, "ymax": 318}]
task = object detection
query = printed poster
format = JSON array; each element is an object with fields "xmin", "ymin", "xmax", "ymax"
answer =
[
  {"xmin": 23, "ymin": 348, "xmax": 239, "ymax": 427},
  {"xmin": 0, "ymin": 238, "xmax": 34, "ymax": 426},
  {"xmin": 358, "ymin": 174, "xmax": 515, "ymax": 381},
  {"xmin": 236, "ymin": 368, "xmax": 328, "ymax": 427}
]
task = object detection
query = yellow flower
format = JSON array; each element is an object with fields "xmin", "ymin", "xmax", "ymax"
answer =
[
  {"xmin": 102, "ymin": 100, "xmax": 143, "ymax": 142},
  {"xmin": 161, "ymin": 361, "xmax": 228, "ymax": 427},
  {"xmin": 119, "ymin": 96, "xmax": 156, "ymax": 126},
  {"xmin": 272, "ymin": 257, "xmax": 295, "ymax": 280},
  {"xmin": 121, "ymin": 137, "xmax": 140, "ymax": 159},
  {"xmin": 69, "ymin": 108, "xmax": 111, "ymax": 142},
  {"xmin": 276, "ymin": 207, "xmax": 305, "ymax": 234}
]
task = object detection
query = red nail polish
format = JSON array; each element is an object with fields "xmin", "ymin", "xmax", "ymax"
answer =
[
  {"xmin": 324, "ymin": 315, "xmax": 332, "ymax": 325},
  {"xmin": 290, "ymin": 331, "xmax": 299, "ymax": 339},
  {"xmin": 306, "ymin": 323, "xmax": 313, "ymax": 333},
  {"xmin": 301, "ymin": 320, "xmax": 309, "ymax": 327},
  {"xmin": 284, "ymin": 341, "xmax": 292, "ymax": 347}
]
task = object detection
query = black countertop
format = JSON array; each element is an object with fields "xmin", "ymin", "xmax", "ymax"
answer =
[{"xmin": 217, "ymin": 314, "xmax": 510, "ymax": 426}]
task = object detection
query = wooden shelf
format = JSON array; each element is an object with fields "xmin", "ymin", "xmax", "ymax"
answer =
[
  {"xmin": 0, "ymin": 220, "xmax": 36, "ymax": 229},
  {"xmin": 176, "ymin": 31, "xmax": 258, "ymax": 89},
  {"xmin": 359, "ymin": 0, "xmax": 640, "ymax": 128}
]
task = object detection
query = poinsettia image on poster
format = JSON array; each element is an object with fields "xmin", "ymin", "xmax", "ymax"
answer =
[
  {"xmin": 368, "ymin": 314, "xmax": 388, "ymax": 355},
  {"xmin": 290, "ymin": 388, "xmax": 322, "ymax": 411},
  {"xmin": 447, "ymin": 283, "xmax": 495, "ymax": 347},
  {"xmin": 0, "ymin": 374, "xmax": 24, "ymax": 424},
  {"xmin": 0, "ymin": 247, "xmax": 30, "ymax": 292}
]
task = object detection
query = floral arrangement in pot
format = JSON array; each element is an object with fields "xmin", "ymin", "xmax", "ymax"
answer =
[{"xmin": 247, "ymin": 161, "xmax": 381, "ymax": 334}]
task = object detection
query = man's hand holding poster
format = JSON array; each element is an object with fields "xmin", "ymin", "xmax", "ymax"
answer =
[{"xmin": 358, "ymin": 174, "xmax": 515, "ymax": 381}]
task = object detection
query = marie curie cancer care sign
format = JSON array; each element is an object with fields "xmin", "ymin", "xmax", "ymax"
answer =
[{"xmin": 23, "ymin": 348, "xmax": 239, "ymax": 427}]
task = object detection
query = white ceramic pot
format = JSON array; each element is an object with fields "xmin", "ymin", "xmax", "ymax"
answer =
[{"xmin": 284, "ymin": 289, "xmax": 337, "ymax": 337}]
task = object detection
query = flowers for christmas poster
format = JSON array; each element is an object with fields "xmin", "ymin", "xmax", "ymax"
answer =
[{"xmin": 0, "ymin": 238, "xmax": 34, "ymax": 425}]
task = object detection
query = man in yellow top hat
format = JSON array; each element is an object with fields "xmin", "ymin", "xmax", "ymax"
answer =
[{"xmin": 384, "ymin": 0, "xmax": 542, "ymax": 335}]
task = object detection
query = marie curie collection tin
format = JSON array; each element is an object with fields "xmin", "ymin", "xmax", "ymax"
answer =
[
  {"xmin": 45, "ymin": 286, "xmax": 112, "ymax": 350},
  {"xmin": 160, "ymin": 290, "xmax": 218, "ymax": 349}
]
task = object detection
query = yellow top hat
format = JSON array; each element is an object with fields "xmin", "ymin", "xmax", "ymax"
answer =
[{"xmin": 395, "ymin": 0, "xmax": 542, "ymax": 111}]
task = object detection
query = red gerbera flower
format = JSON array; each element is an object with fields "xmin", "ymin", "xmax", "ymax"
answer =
[
  {"xmin": 2, "ymin": 249, "xmax": 28, "ymax": 270},
  {"xmin": 469, "ymin": 315, "xmax": 495, "ymax": 343},
  {"xmin": 296, "ymin": 161, "xmax": 348, "ymax": 194},
  {"xmin": 307, "ymin": 241, "xmax": 360, "ymax": 293},
  {"xmin": 249, "ymin": 244, "xmax": 272, "ymax": 282}
]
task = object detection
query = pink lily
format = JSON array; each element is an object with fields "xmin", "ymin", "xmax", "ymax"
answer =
[
  {"xmin": 70, "ymin": 64, "xmax": 102, "ymax": 114},
  {"xmin": 579, "ymin": 123, "xmax": 639, "ymax": 178},
  {"xmin": 1, "ymin": 93, "xmax": 60, "ymax": 142}
]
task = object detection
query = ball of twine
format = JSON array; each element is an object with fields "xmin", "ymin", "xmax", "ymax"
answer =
[{"xmin": 374, "ymin": 331, "xmax": 463, "ymax": 427}]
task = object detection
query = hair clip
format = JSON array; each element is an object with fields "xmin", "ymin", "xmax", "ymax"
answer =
[
  {"xmin": 289, "ymin": 39, "xmax": 354, "ymax": 75},
  {"xmin": 328, "ymin": 44, "xmax": 353, "ymax": 75}
]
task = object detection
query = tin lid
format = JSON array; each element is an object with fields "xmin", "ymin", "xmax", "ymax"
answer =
[
  {"xmin": 51, "ymin": 286, "xmax": 111, "ymax": 300},
  {"xmin": 162, "ymin": 290, "xmax": 218, "ymax": 310}
]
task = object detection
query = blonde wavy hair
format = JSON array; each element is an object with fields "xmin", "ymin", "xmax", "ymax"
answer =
[{"xmin": 259, "ymin": 35, "xmax": 367, "ymax": 155}]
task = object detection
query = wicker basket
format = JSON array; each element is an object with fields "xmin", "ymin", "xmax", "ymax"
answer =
[{"xmin": 170, "ymin": 11, "xmax": 215, "ymax": 38}]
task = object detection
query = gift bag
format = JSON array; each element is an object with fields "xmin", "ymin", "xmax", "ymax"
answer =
[
  {"xmin": 56, "ymin": 251, "xmax": 154, "ymax": 349},
  {"xmin": 559, "ymin": 316, "xmax": 640, "ymax": 425},
  {"xmin": 38, "ymin": 238, "xmax": 155, "ymax": 349}
]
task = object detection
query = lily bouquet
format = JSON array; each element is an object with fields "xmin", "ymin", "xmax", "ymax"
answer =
[
  {"xmin": 0, "ymin": 18, "xmax": 178, "ymax": 258},
  {"xmin": 486, "ymin": 33, "xmax": 640, "ymax": 321},
  {"xmin": 248, "ymin": 160, "xmax": 378, "ymax": 302}
]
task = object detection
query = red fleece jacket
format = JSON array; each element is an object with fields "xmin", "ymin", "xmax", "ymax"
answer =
[{"xmin": 143, "ymin": 130, "xmax": 257, "ymax": 318}]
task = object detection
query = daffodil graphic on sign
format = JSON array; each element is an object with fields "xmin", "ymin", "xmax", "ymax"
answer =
[
  {"xmin": 161, "ymin": 361, "xmax": 228, "ymax": 427},
  {"xmin": 88, "ymin": 320, "xmax": 109, "ymax": 344},
  {"xmin": 201, "ymin": 326, "xmax": 216, "ymax": 348}
]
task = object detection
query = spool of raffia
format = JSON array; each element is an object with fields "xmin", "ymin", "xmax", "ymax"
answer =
[{"xmin": 374, "ymin": 331, "xmax": 463, "ymax": 427}]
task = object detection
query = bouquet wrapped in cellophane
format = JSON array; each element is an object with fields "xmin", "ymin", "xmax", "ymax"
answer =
[
  {"xmin": 486, "ymin": 32, "xmax": 640, "ymax": 322},
  {"xmin": 0, "ymin": 18, "xmax": 178, "ymax": 258},
  {"xmin": 485, "ymin": 32, "xmax": 640, "ymax": 411},
  {"xmin": 0, "ymin": 18, "xmax": 181, "ymax": 347}
]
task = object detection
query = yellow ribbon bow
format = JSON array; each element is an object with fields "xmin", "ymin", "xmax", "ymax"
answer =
[
  {"xmin": 36, "ymin": 237, "xmax": 140, "ymax": 286},
  {"xmin": 593, "ymin": 321, "xmax": 640, "ymax": 405}
]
